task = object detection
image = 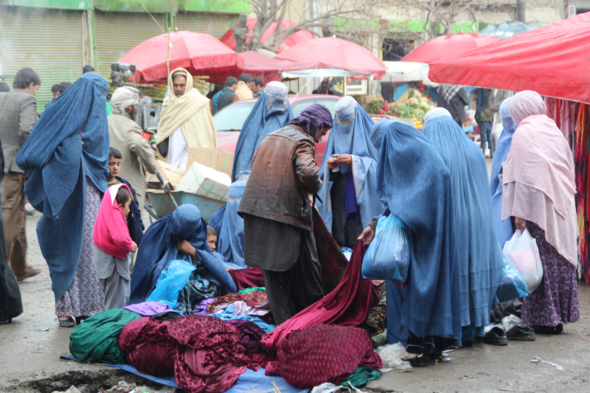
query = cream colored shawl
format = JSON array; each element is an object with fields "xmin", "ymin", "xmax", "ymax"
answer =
[
  {"xmin": 235, "ymin": 81, "xmax": 253, "ymax": 101},
  {"xmin": 157, "ymin": 68, "xmax": 217, "ymax": 149}
]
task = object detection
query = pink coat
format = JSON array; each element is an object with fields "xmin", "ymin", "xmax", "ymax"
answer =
[{"xmin": 94, "ymin": 184, "xmax": 133, "ymax": 260}]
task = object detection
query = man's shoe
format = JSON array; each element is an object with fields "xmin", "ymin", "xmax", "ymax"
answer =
[
  {"xmin": 16, "ymin": 267, "xmax": 41, "ymax": 281},
  {"xmin": 0, "ymin": 318, "xmax": 12, "ymax": 325},
  {"xmin": 507, "ymin": 325, "xmax": 536, "ymax": 341},
  {"xmin": 483, "ymin": 326, "xmax": 508, "ymax": 346}
]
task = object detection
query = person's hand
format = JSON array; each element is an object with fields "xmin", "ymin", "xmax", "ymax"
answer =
[
  {"xmin": 358, "ymin": 226, "xmax": 375, "ymax": 248},
  {"xmin": 515, "ymin": 217, "xmax": 527, "ymax": 230},
  {"xmin": 162, "ymin": 181, "xmax": 174, "ymax": 193},
  {"xmin": 337, "ymin": 155, "xmax": 352, "ymax": 167},
  {"xmin": 132, "ymin": 242, "xmax": 138, "ymax": 253},
  {"xmin": 327, "ymin": 160, "xmax": 338, "ymax": 169},
  {"xmin": 176, "ymin": 239, "xmax": 196, "ymax": 258}
]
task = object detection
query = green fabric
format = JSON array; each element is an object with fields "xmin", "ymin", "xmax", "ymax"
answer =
[
  {"xmin": 69, "ymin": 309, "xmax": 141, "ymax": 364},
  {"xmin": 106, "ymin": 101, "xmax": 112, "ymax": 116},
  {"xmin": 238, "ymin": 287, "xmax": 266, "ymax": 294},
  {"xmin": 340, "ymin": 366, "xmax": 382, "ymax": 388}
]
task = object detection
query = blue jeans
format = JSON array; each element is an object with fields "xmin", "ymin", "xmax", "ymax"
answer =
[{"xmin": 480, "ymin": 122, "xmax": 494, "ymax": 154}]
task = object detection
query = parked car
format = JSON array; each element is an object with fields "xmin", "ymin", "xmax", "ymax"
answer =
[{"xmin": 214, "ymin": 94, "xmax": 340, "ymax": 166}]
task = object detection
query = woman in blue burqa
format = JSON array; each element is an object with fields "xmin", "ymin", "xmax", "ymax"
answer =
[
  {"xmin": 16, "ymin": 73, "xmax": 110, "ymax": 327},
  {"xmin": 231, "ymin": 81, "xmax": 293, "ymax": 182},
  {"xmin": 129, "ymin": 204, "xmax": 237, "ymax": 311},
  {"xmin": 489, "ymin": 98, "xmax": 517, "ymax": 248},
  {"xmin": 317, "ymin": 96, "xmax": 383, "ymax": 248},
  {"xmin": 358, "ymin": 120, "xmax": 462, "ymax": 365},
  {"xmin": 422, "ymin": 108, "xmax": 504, "ymax": 346}
]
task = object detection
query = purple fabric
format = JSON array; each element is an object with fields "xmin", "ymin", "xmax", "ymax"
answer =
[
  {"xmin": 123, "ymin": 302, "xmax": 174, "ymax": 317},
  {"xmin": 227, "ymin": 319, "xmax": 266, "ymax": 354},
  {"xmin": 288, "ymin": 103, "xmax": 333, "ymax": 142},
  {"xmin": 521, "ymin": 221, "xmax": 580, "ymax": 327},
  {"xmin": 344, "ymin": 172, "xmax": 360, "ymax": 222},
  {"xmin": 193, "ymin": 298, "xmax": 217, "ymax": 316}
]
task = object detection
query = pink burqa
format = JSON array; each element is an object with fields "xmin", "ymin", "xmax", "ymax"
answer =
[
  {"xmin": 262, "ymin": 240, "xmax": 379, "ymax": 351},
  {"xmin": 503, "ymin": 90, "xmax": 577, "ymax": 267}
]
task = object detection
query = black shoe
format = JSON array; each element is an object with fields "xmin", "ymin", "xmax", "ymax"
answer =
[
  {"xmin": 483, "ymin": 326, "xmax": 508, "ymax": 346},
  {"xmin": 461, "ymin": 340, "xmax": 473, "ymax": 348},
  {"xmin": 403, "ymin": 353, "xmax": 430, "ymax": 367},
  {"xmin": 0, "ymin": 318, "xmax": 12, "ymax": 325},
  {"xmin": 507, "ymin": 325, "xmax": 536, "ymax": 341},
  {"xmin": 532, "ymin": 324, "xmax": 563, "ymax": 335}
]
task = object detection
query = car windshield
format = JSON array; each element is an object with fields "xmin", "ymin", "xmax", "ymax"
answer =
[
  {"xmin": 213, "ymin": 102, "xmax": 256, "ymax": 131},
  {"xmin": 292, "ymin": 98, "xmax": 338, "ymax": 117}
]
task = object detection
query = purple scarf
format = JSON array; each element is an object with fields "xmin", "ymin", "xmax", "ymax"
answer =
[{"xmin": 289, "ymin": 103, "xmax": 333, "ymax": 142}]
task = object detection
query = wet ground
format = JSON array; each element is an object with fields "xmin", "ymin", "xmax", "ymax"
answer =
[{"xmin": 3, "ymin": 159, "xmax": 590, "ymax": 392}]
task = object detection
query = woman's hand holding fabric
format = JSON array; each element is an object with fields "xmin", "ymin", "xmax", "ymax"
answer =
[
  {"xmin": 176, "ymin": 239, "xmax": 197, "ymax": 260},
  {"xmin": 515, "ymin": 217, "xmax": 527, "ymax": 230},
  {"xmin": 358, "ymin": 226, "xmax": 375, "ymax": 248}
]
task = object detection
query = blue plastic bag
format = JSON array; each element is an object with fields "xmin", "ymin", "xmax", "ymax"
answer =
[
  {"xmin": 362, "ymin": 214, "xmax": 410, "ymax": 281},
  {"xmin": 496, "ymin": 253, "xmax": 529, "ymax": 303},
  {"xmin": 147, "ymin": 260, "xmax": 196, "ymax": 312}
]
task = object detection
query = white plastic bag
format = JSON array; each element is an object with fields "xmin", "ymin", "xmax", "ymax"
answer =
[{"xmin": 503, "ymin": 229, "xmax": 543, "ymax": 293}]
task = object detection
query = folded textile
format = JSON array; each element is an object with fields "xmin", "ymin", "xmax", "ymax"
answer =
[
  {"xmin": 210, "ymin": 305, "xmax": 275, "ymax": 333},
  {"xmin": 227, "ymin": 319, "xmax": 266, "ymax": 354},
  {"xmin": 70, "ymin": 309, "xmax": 142, "ymax": 364},
  {"xmin": 123, "ymin": 301, "xmax": 174, "ymax": 317},
  {"xmin": 229, "ymin": 268, "xmax": 266, "ymax": 291},
  {"xmin": 194, "ymin": 298, "xmax": 217, "ymax": 316},
  {"xmin": 207, "ymin": 290, "xmax": 269, "ymax": 314},
  {"xmin": 340, "ymin": 366, "xmax": 382, "ymax": 388},
  {"xmin": 273, "ymin": 324, "xmax": 382, "ymax": 388},
  {"xmin": 361, "ymin": 303, "xmax": 387, "ymax": 337},
  {"xmin": 263, "ymin": 241, "xmax": 379, "ymax": 351}
]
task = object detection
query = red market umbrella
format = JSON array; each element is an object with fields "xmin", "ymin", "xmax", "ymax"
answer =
[
  {"xmin": 275, "ymin": 37, "xmax": 387, "ymax": 79},
  {"xmin": 401, "ymin": 32, "xmax": 499, "ymax": 63},
  {"xmin": 119, "ymin": 31, "xmax": 243, "ymax": 82},
  {"xmin": 220, "ymin": 19, "xmax": 315, "ymax": 54},
  {"xmin": 428, "ymin": 12, "xmax": 590, "ymax": 103}
]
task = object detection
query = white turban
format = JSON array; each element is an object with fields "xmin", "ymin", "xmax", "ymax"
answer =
[{"xmin": 110, "ymin": 86, "xmax": 140, "ymax": 115}]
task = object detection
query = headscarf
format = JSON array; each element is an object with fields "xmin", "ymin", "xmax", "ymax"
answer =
[
  {"xmin": 156, "ymin": 68, "xmax": 216, "ymax": 150},
  {"xmin": 16, "ymin": 73, "xmax": 110, "ymax": 301},
  {"xmin": 370, "ymin": 120, "xmax": 461, "ymax": 339},
  {"xmin": 489, "ymin": 98, "xmax": 517, "ymax": 247},
  {"xmin": 439, "ymin": 85, "xmax": 463, "ymax": 102},
  {"xmin": 288, "ymin": 103, "xmax": 333, "ymax": 142},
  {"xmin": 110, "ymin": 86, "xmax": 139, "ymax": 116},
  {"xmin": 503, "ymin": 91, "xmax": 577, "ymax": 266},
  {"xmin": 423, "ymin": 114, "xmax": 503, "ymax": 329},
  {"xmin": 231, "ymin": 82, "xmax": 293, "ymax": 181},
  {"xmin": 424, "ymin": 108, "xmax": 452, "ymax": 125},
  {"xmin": 508, "ymin": 90, "xmax": 546, "ymax": 125},
  {"xmin": 129, "ymin": 204, "xmax": 237, "ymax": 305},
  {"xmin": 317, "ymin": 97, "xmax": 383, "ymax": 230}
]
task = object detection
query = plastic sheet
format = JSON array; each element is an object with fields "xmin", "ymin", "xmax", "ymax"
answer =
[
  {"xmin": 375, "ymin": 343, "xmax": 412, "ymax": 371},
  {"xmin": 503, "ymin": 229, "xmax": 543, "ymax": 293},
  {"xmin": 147, "ymin": 260, "xmax": 196, "ymax": 311},
  {"xmin": 362, "ymin": 215, "xmax": 410, "ymax": 281}
]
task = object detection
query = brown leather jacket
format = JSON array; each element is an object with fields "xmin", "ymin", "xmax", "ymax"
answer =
[{"xmin": 238, "ymin": 125, "xmax": 321, "ymax": 231}]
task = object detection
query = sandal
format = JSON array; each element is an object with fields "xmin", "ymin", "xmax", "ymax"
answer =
[{"xmin": 59, "ymin": 318, "xmax": 75, "ymax": 328}]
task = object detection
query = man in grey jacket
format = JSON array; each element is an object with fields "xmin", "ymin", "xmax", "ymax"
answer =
[{"xmin": 0, "ymin": 67, "xmax": 41, "ymax": 281}]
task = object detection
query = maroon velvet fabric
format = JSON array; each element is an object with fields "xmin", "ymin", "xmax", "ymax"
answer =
[
  {"xmin": 262, "ymin": 241, "xmax": 379, "ymax": 351},
  {"xmin": 273, "ymin": 324, "xmax": 383, "ymax": 388},
  {"xmin": 228, "ymin": 268, "xmax": 266, "ymax": 291}
]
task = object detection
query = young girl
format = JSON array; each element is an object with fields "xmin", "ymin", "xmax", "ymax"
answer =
[{"xmin": 93, "ymin": 184, "xmax": 137, "ymax": 309}]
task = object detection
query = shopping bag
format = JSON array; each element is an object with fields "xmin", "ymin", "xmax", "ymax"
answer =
[
  {"xmin": 362, "ymin": 214, "xmax": 410, "ymax": 281},
  {"xmin": 147, "ymin": 259, "xmax": 196, "ymax": 312},
  {"xmin": 503, "ymin": 229, "xmax": 543, "ymax": 293},
  {"xmin": 496, "ymin": 252, "xmax": 529, "ymax": 303}
]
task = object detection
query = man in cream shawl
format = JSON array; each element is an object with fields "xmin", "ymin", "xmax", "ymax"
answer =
[{"xmin": 157, "ymin": 68, "xmax": 217, "ymax": 171}]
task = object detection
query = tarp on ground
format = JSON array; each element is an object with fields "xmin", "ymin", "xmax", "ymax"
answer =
[{"xmin": 428, "ymin": 12, "xmax": 590, "ymax": 104}]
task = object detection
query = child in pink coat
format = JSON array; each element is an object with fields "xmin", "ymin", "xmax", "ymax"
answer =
[{"xmin": 93, "ymin": 184, "xmax": 138, "ymax": 309}]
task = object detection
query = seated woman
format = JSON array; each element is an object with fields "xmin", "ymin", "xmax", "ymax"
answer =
[
  {"xmin": 129, "ymin": 204, "xmax": 237, "ymax": 309},
  {"xmin": 358, "ymin": 120, "xmax": 462, "ymax": 365}
]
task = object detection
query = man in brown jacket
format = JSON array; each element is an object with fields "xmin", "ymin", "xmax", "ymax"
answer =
[
  {"xmin": 0, "ymin": 67, "xmax": 41, "ymax": 281},
  {"xmin": 238, "ymin": 103, "xmax": 333, "ymax": 325}
]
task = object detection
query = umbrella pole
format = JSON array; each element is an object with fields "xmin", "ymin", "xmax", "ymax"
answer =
[{"xmin": 167, "ymin": 26, "xmax": 171, "ymax": 76}]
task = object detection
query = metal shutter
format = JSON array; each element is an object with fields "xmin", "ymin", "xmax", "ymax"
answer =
[
  {"xmin": 94, "ymin": 10, "xmax": 167, "ymax": 79},
  {"xmin": 175, "ymin": 12, "xmax": 238, "ymax": 39},
  {"xmin": 0, "ymin": 6, "xmax": 84, "ymax": 111}
]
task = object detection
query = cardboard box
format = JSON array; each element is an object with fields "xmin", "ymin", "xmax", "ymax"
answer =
[
  {"xmin": 177, "ymin": 162, "xmax": 231, "ymax": 202},
  {"xmin": 146, "ymin": 160, "xmax": 185, "ymax": 189},
  {"xmin": 186, "ymin": 148, "xmax": 234, "ymax": 178}
]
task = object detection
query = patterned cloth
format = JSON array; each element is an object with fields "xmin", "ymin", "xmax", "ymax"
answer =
[
  {"xmin": 362, "ymin": 303, "xmax": 387, "ymax": 337},
  {"xmin": 521, "ymin": 222, "xmax": 580, "ymax": 327},
  {"xmin": 207, "ymin": 290, "xmax": 269, "ymax": 314},
  {"xmin": 56, "ymin": 180, "xmax": 105, "ymax": 318},
  {"xmin": 177, "ymin": 261, "xmax": 223, "ymax": 315},
  {"xmin": 274, "ymin": 324, "xmax": 382, "ymax": 388}
]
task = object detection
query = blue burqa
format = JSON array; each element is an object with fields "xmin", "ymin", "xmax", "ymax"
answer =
[
  {"xmin": 16, "ymin": 73, "xmax": 110, "ymax": 302},
  {"xmin": 231, "ymin": 91, "xmax": 293, "ymax": 181},
  {"xmin": 129, "ymin": 204, "xmax": 237, "ymax": 305},
  {"xmin": 423, "ymin": 116, "xmax": 503, "ymax": 329},
  {"xmin": 317, "ymin": 102, "xmax": 383, "ymax": 230},
  {"xmin": 217, "ymin": 181, "xmax": 247, "ymax": 268},
  {"xmin": 370, "ymin": 120, "xmax": 462, "ymax": 339},
  {"xmin": 490, "ymin": 98, "xmax": 517, "ymax": 248}
]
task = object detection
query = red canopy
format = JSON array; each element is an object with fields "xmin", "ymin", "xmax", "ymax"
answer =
[
  {"xmin": 275, "ymin": 37, "xmax": 387, "ymax": 79},
  {"xmin": 402, "ymin": 32, "xmax": 499, "ymax": 63},
  {"xmin": 119, "ymin": 31, "xmax": 243, "ymax": 82},
  {"xmin": 220, "ymin": 19, "xmax": 314, "ymax": 54},
  {"xmin": 428, "ymin": 12, "xmax": 590, "ymax": 103}
]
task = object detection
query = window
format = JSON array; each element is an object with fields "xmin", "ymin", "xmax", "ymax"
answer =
[
  {"xmin": 213, "ymin": 102, "xmax": 256, "ymax": 131},
  {"xmin": 291, "ymin": 98, "xmax": 339, "ymax": 117}
]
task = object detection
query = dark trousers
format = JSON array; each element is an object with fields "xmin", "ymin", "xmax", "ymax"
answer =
[
  {"xmin": 1, "ymin": 172, "xmax": 27, "ymax": 276},
  {"xmin": 263, "ymin": 229, "xmax": 324, "ymax": 325}
]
